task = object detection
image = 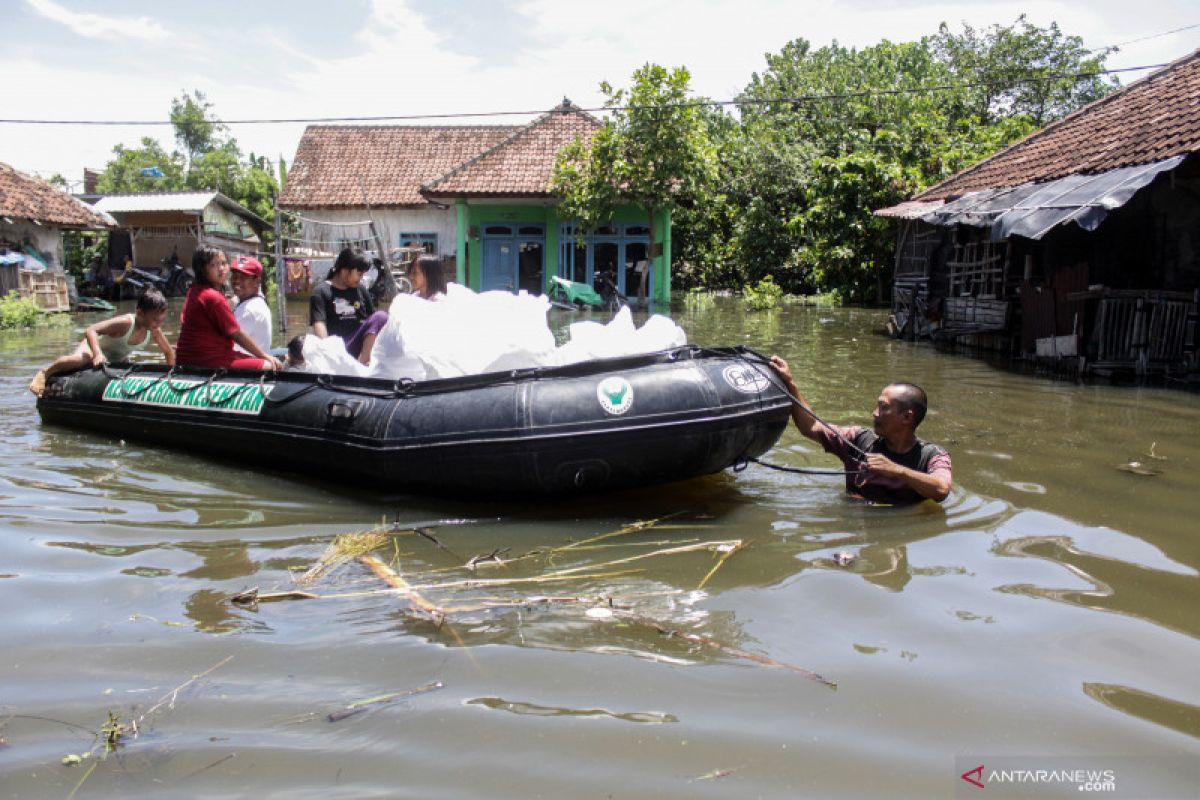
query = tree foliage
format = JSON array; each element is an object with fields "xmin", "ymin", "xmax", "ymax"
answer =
[
  {"xmin": 712, "ymin": 17, "xmax": 1116, "ymax": 302},
  {"xmin": 170, "ymin": 90, "xmax": 227, "ymax": 168},
  {"xmin": 95, "ymin": 91, "xmax": 278, "ymax": 223},
  {"xmin": 552, "ymin": 64, "xmax": 718, "ymax": 303}
]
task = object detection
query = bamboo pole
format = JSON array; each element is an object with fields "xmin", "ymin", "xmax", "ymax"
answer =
[
  {"xmin": 358, "ymin": 555, "xmax": 446, "ymax": 626},
  {"xmin": 274, "ymin": 199, "xmax": 286, "ymax": 335}
]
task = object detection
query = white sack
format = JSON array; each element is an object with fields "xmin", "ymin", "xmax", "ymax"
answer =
[{"xmin": 301, "ymin": 335, "xmax": 368, "ymax": 377}]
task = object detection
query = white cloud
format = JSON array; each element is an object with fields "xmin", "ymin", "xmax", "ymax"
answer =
[
  {"xmin": 2, "ymin": 0, "xmax": 1195, "ymax": 184},
  {"xmin": 25, "ymin": 0, "xmax": 168, "ymax": 41}
]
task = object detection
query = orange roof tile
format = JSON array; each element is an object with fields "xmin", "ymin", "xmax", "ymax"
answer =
[
  {"xmin": 916, "ymin": 49, "xmax": 1200, "ymax": 201},
  {"xmin": 278, "ymin": 125, "xmax": 519, "ymax": 208},
  {"xmin": 0, "ymin": 161, "xmax": 113, "ymax": 228},
  {"xmin": 423, "ymin": 102, "xmax": 602, "ymax": 197}
]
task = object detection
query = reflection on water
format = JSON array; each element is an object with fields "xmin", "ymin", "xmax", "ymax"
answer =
[
  {"xmin": 1084, "ymin": 683, "xmax": 1200, "ymax": 741},
  {"xmin": 1, "ymin": 298, "xmax": 1198, "ymax": 798}
]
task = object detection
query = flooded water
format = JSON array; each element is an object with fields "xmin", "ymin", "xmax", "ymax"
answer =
[{"xmin": 2, "ymin": 298, "xmax": 1198, "ymax": 799}]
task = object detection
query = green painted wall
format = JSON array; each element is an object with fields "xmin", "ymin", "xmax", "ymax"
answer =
[{"xmin": 460, "ymin": 202, "xmax": 672, "ymax": 303}]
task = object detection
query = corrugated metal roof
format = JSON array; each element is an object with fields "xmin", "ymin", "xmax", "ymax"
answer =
[
  {"xmin": 93, "ymin": 191, "xmax": 268, "ymax": 229},
  {"xmin": 93, "ymin": 191, "xmax": 220, "ymax": 214},
  {"xmin": 919, "ymin": 155, "xmax": 1184, "ymax": 240},
  {"xmin": 874, "ymin": 199, "xmax": 944, "ymax": 219}
]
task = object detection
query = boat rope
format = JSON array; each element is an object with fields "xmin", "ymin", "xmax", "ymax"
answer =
[
  {"xmin": 709, "ymin": 347, "xmax": 867, "ymax": 477},
  {"xmin": 743, "ymin": 457, "xmax": 861, "ymax": 476},
  {"xmin": 102, "ymin": 363, "xmax": 174, "ymax": 398},
  {"xmin": 732, "ymin": 347, "xmax": 872, "ymax": 460},
  {"xmin": 203, "ymin": 371, "xmax": 259, "ymax": 407}
]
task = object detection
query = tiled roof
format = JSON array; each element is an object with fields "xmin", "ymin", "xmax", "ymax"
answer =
[
  {"xmin": 423, "ymin": 102, "xmax": 602, "ymax": 197},
  {"xmin": 278, "ymin": 125, "xmax": 519, "ymax": 208},
  {"xmin": 0, "ymin": 161, "xmax": 114, "ymax": 228},
  {"xmin": 915, "ymin": 48, "xmax": 1200, "ymax": 201}
]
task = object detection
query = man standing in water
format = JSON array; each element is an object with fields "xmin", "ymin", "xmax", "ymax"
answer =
[{"xmin": 769, "ymin": 356, "xmax": 952, "ymax": 504}]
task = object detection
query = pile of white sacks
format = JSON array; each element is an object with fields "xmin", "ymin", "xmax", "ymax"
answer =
[{"xmin": 299, "ymin": 283, "xmax": 688, "ymax": 381}]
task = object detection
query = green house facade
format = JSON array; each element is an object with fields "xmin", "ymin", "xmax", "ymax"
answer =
[{"xmin": 280, "ymin": 101, "xmax": 672, "ymax": 305}]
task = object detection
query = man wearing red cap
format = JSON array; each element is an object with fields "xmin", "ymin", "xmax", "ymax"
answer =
[{"xmin": 230, "ymin": 255, "xmax": 272, "ymax": 355}]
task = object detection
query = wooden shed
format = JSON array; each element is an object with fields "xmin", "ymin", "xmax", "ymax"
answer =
[{"xmin": 877, "ymin": 49, "xmax": 1200, "ymax": 382}]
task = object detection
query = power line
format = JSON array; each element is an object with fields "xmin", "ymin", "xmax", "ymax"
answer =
[
  {"xmin": 1092, "ymin": 22, "xmax": 1200, "ymax": 53},
  {"xmin": 0, "ymin": 63, "xmax": 1168, "ymax": 127}
]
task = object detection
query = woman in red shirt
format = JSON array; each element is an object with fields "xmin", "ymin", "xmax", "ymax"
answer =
[{"xmin": 176, "ymin": 247, "xmax": 283, "ymax": 371}]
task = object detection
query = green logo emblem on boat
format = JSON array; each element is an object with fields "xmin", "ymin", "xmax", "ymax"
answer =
[
  {"xmin": 597, "ymin": 376, "xmax": 633, "ymax": 416},
  {"xmin": 101, "ymin": 376, "xmax": 269, "ymax": 415}
]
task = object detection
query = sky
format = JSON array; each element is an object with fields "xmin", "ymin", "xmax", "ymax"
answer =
[{"xmin": 2, "ymin": 0, "xmax": 1198, "ymax": 191}]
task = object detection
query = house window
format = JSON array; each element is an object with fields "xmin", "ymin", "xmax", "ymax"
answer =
[{"xmin": 399, "ymin": 232, "xmax": 438, "ymax": 254}]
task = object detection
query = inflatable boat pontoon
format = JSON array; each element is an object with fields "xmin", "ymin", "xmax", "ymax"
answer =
[{"xmin": 36, "ymin": 346, "xmax": 791, "ymax": 496}]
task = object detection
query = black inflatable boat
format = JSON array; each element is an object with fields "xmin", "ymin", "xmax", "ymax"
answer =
[{"xmin": 36, "ymin": 346, "xmax": 792, "ymax": 495}]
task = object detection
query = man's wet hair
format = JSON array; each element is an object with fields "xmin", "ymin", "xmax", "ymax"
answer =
[
  {"xmin": 136, "ymin": 287, "xmax": 168, "ymax": 312},
  {"xmin": 888, "ymin": 382, "xmax": 928, "ymax": 427}
]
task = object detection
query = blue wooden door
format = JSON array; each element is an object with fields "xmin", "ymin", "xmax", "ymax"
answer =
[{"xmin": 481, "ymin": 235, "xmax": 515, "ymax": 291}]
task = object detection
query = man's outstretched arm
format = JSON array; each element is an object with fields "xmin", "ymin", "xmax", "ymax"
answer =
[{"xmin": 769, "ymin": 356, "xmax": 821, "ymax": 442}]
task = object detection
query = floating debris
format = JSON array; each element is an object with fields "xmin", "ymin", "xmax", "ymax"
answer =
[
  {"xmin": 467, "ymin": 696, "xmax": 676, "ymax": 724},
  {"xmin": 1144, "ymin": 442, "xmax": 1168, "ymax": 461},
  {"xmin": 295, "ymin": 531, "xmax": 387, "ymax": 586},
  {"xmin": 327, "ymin": 681, "xmax": 444, "ymax": 723},
  {"xmin": 466, "ymin": 547, "xmax": 510, "ymax": 570},
  {"xmin": 1118, "ymin": 461, "xmax": 1162, "ymax": 476},
  {"xmin": 691, "ymin": 766, "xmax": 741, "ymax": 782},
  {"xmin": 832, "ymin": 551, "xmax": 858, "ymax": 567}
]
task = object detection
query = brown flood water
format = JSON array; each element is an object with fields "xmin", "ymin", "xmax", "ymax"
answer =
[{"xmin": 1, "ymin": 298, "xmax": 1198, "ymax": 799}]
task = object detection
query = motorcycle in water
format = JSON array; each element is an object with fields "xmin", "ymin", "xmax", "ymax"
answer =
[{"xmin": 160, "ymin": 254, "xmax": 194, "ymax": 297}]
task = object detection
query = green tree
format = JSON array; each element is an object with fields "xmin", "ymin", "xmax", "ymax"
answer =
[
  {"xmin": 552, "ymin": 64, "xmax": 719, "ymax": 305},
  {"xmin": 170, "ymin": 90, "xmax": 227, "ymax": 168},
  {"xmin": 94, "ymin": 137, "xmax": 186, "ymax": 193},
  {"xmin": 931, "ymin": 16, "xmax": 1117, "ymax": 126},
  {"xmin": 730, "ymin": 20, "xmax": 1113, "ymax": 302},
  {"xmin": 668, "ymin": 102, "xmax": 741, "ymax": 290},
  {"xmin": 96, "ymin": 92, "xmax": 278, "ymax": 224}
]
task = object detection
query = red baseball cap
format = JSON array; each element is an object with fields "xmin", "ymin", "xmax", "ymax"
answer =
[{"xmin": 231, "ymin": 256, "xmax": 263, "ymax": 279}]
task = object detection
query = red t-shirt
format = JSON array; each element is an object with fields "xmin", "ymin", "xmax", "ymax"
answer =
[{"xmin": 176, "ymin": 285, "xmax": 240, "ymax": 368}]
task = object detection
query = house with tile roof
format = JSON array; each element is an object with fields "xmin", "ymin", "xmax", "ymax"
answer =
[
  {"xmin": 875, "ymin": 50, "xmax": 1200, "ymax": 380},
  {"xmin": 1, "ymin": 161, "xmax": 114, "ymax": 308},
  {"xmin": 279, "ymin": 101, "xmax": 672, "ymax": 304}
]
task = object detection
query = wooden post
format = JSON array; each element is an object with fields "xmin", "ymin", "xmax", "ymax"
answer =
[
  {"xmin": 1133, "ymin": 297, "xmax": 1148, "ymax": 378},
  {"xmin": 274, "ymin": 199, "xmax": 286, "ymax": 336}
]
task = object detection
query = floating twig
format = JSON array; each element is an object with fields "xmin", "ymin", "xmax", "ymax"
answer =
[
  {"xmin": 327, "ymin": 681, "xmax": 444, "ymax": 722},
  {"xmin": 179, "ymin": 753, "xmax": 237, "ymax": 781},
  {"xmin": 697, "ymin": 541, "xmax": 749, "ymax": 589},
  {"xmin": 465, "ymin": 547, "xmax": 510, "ymax": 570},
  {"xmin": 691, "ymin": 766, "xmax": 742, "ymax": 782},
  {"xmin": 137, "ymin": 655, "xmax": 234, "ymax": 724}
]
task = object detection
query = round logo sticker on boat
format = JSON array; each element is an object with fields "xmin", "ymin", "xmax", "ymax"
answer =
[
  {"xmin": 597, "ymin": 377, "xmax": 634, "ymax": 415},
  {"xmin": 722, "ymin": 364, "xmax": 771, "ymax": 394}
]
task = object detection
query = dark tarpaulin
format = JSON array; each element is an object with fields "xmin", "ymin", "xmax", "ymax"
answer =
[{"xmin": 919, "ymin": 155, "xmax": 1186, "ymax": 241}]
